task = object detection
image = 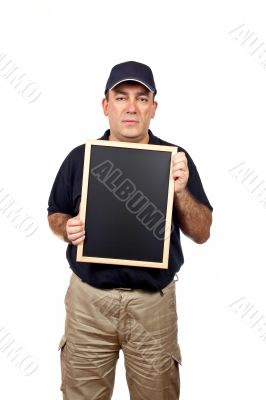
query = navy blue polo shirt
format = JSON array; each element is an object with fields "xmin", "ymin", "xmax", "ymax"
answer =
[{"xmin": 47, "ymin": 129, "xmax": 213, "ymax": 292}]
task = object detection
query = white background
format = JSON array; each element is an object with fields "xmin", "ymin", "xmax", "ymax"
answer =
[{"xmin": 0, "ymin": 0, "xmax": 266, "ymax": 399}]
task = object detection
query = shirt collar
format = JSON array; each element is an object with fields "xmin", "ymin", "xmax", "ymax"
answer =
[{"xmin": 98, "ymin": 129, "xmax": 160, "ymax": 145}]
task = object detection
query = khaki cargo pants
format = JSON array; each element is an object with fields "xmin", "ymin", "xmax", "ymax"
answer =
[{"xmin": 58, "ymin": 272, "xmax": 182, "ymax": 400}]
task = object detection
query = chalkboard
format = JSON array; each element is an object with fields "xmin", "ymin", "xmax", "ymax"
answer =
[{"xmin": 76, "ymin": 139, "xmax": 177, "ymax": 269}]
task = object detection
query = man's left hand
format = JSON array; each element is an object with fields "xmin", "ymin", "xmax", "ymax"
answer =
[{"xmin": 171, "ymin": 152, "xmax": 189, "ymax": 195}]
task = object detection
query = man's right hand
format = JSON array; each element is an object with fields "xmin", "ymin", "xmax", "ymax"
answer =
[{"xmin": 66, "ymin": 214, "xmax": 85, "ymax": 245}]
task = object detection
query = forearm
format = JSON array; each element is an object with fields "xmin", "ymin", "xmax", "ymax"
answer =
[
  {"xmin": 173, "ymin": 189, "xmax": 212, "ymax": 244},
  {"xmin": 47, "ymin": 212, "xmax": 72, "ymax": 243}
]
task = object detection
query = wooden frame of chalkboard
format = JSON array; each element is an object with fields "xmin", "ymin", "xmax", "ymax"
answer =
[{"xmin": 76, "ymin": 139, "xmax": 177, "ymax": 269}]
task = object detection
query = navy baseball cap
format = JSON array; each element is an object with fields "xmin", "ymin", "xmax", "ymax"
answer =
[{"xmin": 104, "ymin": 61, "xmax": 157, "ymax": 95}]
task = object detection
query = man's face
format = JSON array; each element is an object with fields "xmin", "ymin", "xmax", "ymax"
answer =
[{"xmin": 102, "ymin": 82, "xmax": 158, "ymax": 143}]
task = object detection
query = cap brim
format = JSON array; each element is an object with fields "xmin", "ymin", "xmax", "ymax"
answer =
[{"xmin": 108, "ymin": 79, "xmax": 155, "ymax": 93}]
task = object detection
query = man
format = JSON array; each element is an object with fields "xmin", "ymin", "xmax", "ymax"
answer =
[{"xmin": 47, "ymin": 61, "xmax": 213, "ymax": 400}]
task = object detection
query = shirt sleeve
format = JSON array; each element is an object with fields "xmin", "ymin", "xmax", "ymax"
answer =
[
  {"xmin": 182, "ymin": 149, "xmax": 213, "ymax": 211},
  {"xmin": 47, "ymin": 152, "xmax": 76, "ymax": 217}
]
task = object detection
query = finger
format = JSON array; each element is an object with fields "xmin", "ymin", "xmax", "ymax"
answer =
[
  {"xmin": 68, "ymin": 231, "xmax": 85, "ymax": 241},
  {"xmin": 172, "ymin": 172, "xmax": 188, "ymax": 182},
  {"xmin": 172, "ymin": 167, "xmax": 189, "ymax": 179},
  {"xmin": 67, "ymin": 218, "xmax": 84, "ymax": 227},
  {"xmin": 172, "ymin": 167, "xmax": 189, "ymax": 180},
  {"xmin": 173, "ymin": 158, "xmax": 187, "ymax": 168},
  {"xmin": 173, "ymin": 161, "xmax": 187, "ymax": 171},
  {"xmin": 72, "ymin": 236, "xmax": 86, "ymax": 246},
  {"xmin": 67, "ymin": 225, "xmax": 85, "ymax": 235},
  {"xmin": 173, "ymin": 151, "xmax": 186, "ymax": 160}
]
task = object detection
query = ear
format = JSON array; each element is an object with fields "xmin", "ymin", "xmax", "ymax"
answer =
[
  {"xmin": 151, "ymin": 101, "xmax": 158, "ymax": 119},
  {"xmin": 102, "ymin": 97, "xmax": 109, "ymax": 116}
]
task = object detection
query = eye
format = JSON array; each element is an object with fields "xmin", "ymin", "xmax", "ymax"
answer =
[
  {"xmin": 116, "ymin": 96, "xmax": 126, "ymax": 101},
  {"xmin": 139, "ymin": 97, "xmax": 148, "ymax": 103}
]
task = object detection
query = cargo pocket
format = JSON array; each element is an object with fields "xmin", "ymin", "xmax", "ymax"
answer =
[
  {"xmin": 172, "ymin": 349, "xmax": 182, "ymax": 366},
  {"xmin": 169, "ymin": 350, "xmax": 181, "ymax": 399},
  {"xmin": 58, "ymin": 335, "xmax": 67, "ymax": 392},
  {"xmin": 169, "ymin": 284, "xmax": 178, "ymax": 317},
  {"xmin": 171, "ymin": 339, "xmax": 182, "ymax": 366}
]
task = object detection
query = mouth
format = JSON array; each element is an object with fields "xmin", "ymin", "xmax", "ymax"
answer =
[{"xmin": 122, "ymin": 120, "xmax": 139, "ymax": 124}]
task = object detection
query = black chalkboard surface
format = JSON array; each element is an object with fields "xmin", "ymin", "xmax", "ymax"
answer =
[{"xmin": 77, "ymin": 139, "xmax": 177, "ymax": 269}]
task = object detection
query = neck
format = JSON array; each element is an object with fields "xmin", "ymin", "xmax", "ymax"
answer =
[{"xmin": 108, "ymin": 130, "xmax": 150, "ymax": 144}]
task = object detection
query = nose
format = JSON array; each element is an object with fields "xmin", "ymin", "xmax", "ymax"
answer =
[{"xmin": 126, "ymin": 99, "xmax": 137, "ymax": 114}]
